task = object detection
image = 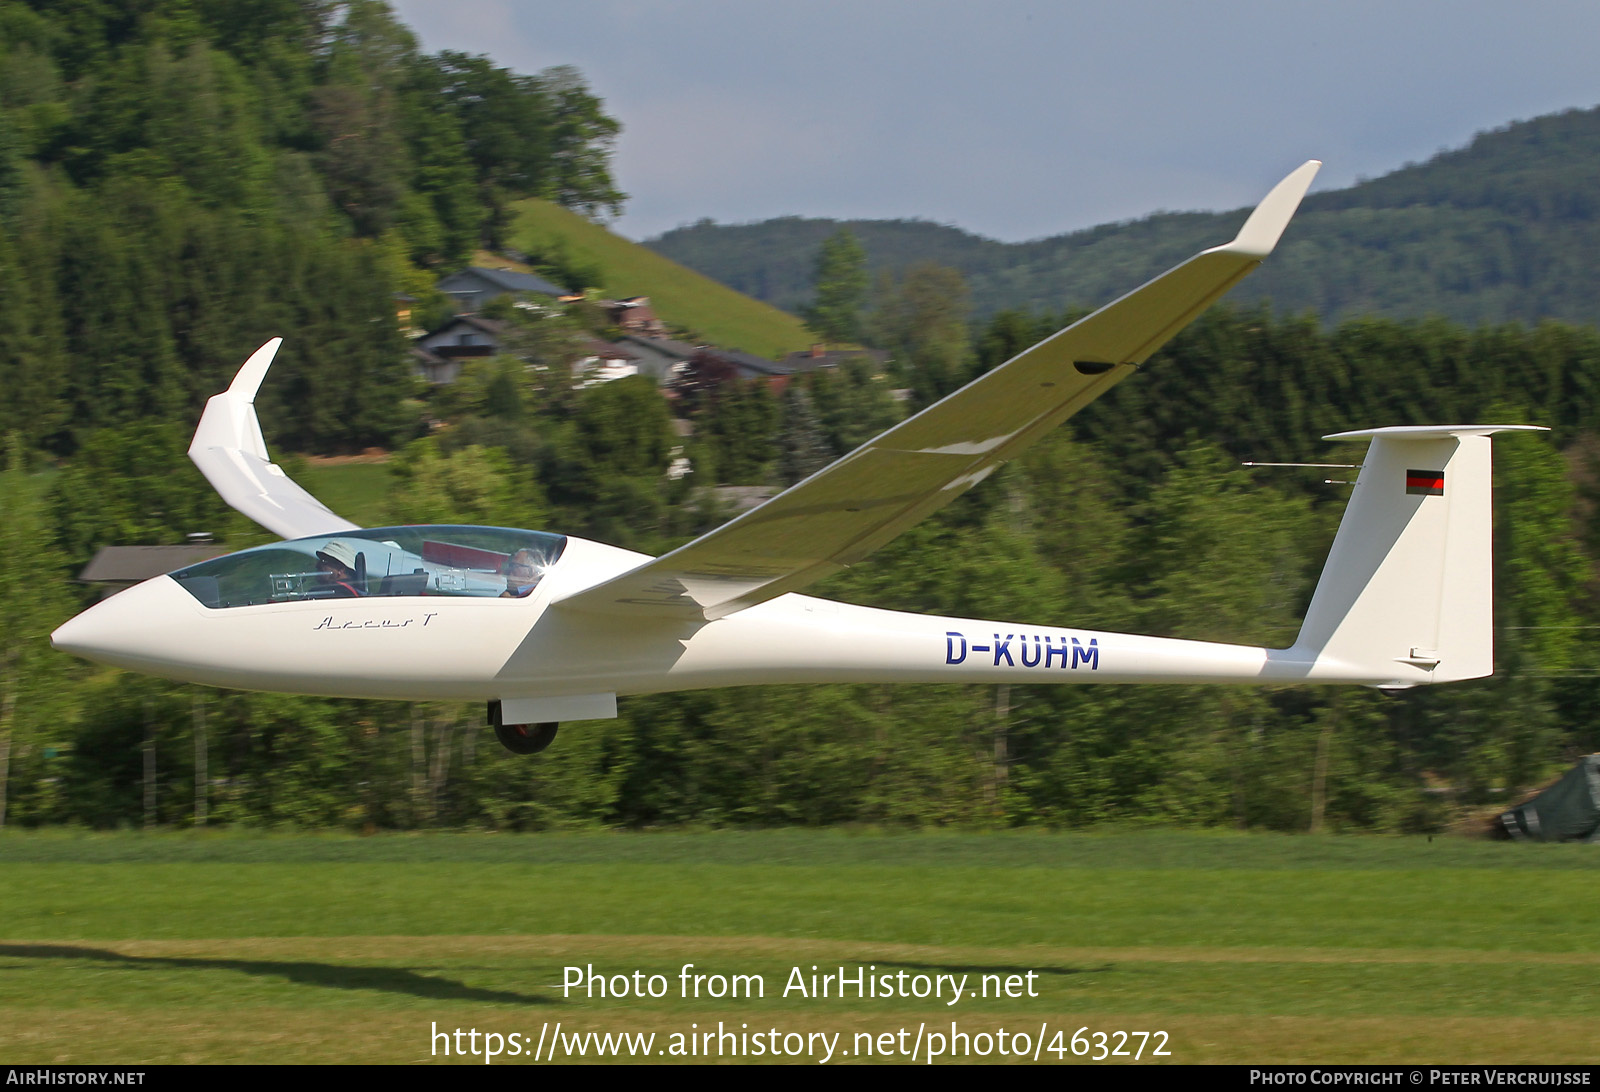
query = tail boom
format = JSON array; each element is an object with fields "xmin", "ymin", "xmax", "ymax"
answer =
[{"xmin": 621, "ymin": 425, "xmax": 1544, "ymax": 695}]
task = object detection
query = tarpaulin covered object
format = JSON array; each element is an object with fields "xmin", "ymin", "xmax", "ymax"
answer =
[{"xmin": 1497, "ymin": 755, "xmax": 1600, "ymax": 841}]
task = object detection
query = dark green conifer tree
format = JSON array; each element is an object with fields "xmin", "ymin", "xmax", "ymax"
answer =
[{"xmin": 804, "ymin": 228, "xmax": 868, "ymax": 344}]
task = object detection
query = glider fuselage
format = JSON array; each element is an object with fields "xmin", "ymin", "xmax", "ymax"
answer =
[
  {"xmin": 50, "ymin": 526, "xmax": 1423, "ymax": 711},
  {"xmin": 51, "ymin": 160, "xmax": 1514, "ymax": 733}
]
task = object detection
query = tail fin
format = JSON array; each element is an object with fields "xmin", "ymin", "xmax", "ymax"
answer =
[{"xmin": 1289, "ymin": 425, "xmax": 1546, "ymax": 686}]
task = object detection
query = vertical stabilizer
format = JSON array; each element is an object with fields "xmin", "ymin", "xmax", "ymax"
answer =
[{"xmin": 1290, "ymin": 425, "xmax": 1545, "ymax": 685}]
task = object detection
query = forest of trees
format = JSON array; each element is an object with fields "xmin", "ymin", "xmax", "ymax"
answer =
[
  {"xmin": 0, "ymin": 0, "xmax": 625, "ymax": 456},
  {"xmin": 2, "ymin": 3, "xmax": 1599, "ymax": 835}
]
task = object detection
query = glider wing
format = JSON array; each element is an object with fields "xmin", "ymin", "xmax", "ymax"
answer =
[
  {"xmin": 188, "ymin": 338, "xmax": 360, "ymax": 541},
  {"xmin": 555, "ymin": 161, "xmax": 1321, "ymax": 621}
]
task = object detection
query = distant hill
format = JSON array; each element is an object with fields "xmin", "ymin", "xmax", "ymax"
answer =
[
  {"xmin": 646, "ymin": 105, "xmax": 1600, "ymax": 328},
  {"xmin": 509, "ymin": 199, "xmax": 813, "ymax": 359}
]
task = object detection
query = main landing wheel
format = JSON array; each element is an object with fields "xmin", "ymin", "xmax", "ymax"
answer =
[{"xmin": 489, "ymin": 702, "xmax": 558, "ymax": 754}]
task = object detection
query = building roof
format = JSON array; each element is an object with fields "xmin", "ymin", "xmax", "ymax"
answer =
[
  {"xmin": 779, "ymin": 347, "xmax": 891, "ymax": 372},
  {"xmin": 716, "ymin": 349, "xmax": 786, "ymax": 377},
  {"xmin": 428, "ymin": 314, "xmax": 508, "ymax": 337},
  {"xmin": 444, "ymin": 266, "xmax": 570, "ymax": 298},
  {"xmin": 584, "ymin": 338, "xmax": 639, "ymax": 361},
  {"xmin": 617, "ymin": 334, "xmax": 700, "ymax": 361},
  {"xmin": 79, "ymin": 544, "xmax": 226, "ymax": 584}
]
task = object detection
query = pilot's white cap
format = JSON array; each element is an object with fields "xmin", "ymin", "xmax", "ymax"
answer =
[{"xmin": 316, "ymin": 540, "xmax": 358, "ymax": 571}]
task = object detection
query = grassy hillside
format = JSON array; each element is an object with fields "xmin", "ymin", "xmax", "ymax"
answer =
[
  {"xmin": 510, "ymin": 198, "xmax": 813, "ymax": 360},
  {"xmin": 299, "ymin": 461, "xmax": 393, "ymax": 528},
  {"xmin": 648, "ymin": 104, "xmax": 1600, "ymax": 329}
]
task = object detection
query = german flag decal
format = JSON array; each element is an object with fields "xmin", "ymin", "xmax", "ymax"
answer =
[{"xmin": 1406, "ymin": 469, "xmax": 1445, "ymax": 496}]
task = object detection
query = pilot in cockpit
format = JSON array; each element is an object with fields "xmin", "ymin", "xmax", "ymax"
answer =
[
  {"xmin": 501, "ymin": 548, "xmax": 543, "ymax": 598},
  {"xmin": 314, "ymin": 540, "xmax": 364, "ymax": 597}
]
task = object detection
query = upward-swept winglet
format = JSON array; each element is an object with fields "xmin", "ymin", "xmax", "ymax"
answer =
[
  {"xmin": 1220, "ymin": 160, "xmax": 1320, "ymax": 258},
  {"xmin": 188, "ymin": 339, "xmax": 359, "ymax": 541}
]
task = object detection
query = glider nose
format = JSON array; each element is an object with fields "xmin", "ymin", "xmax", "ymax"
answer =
[
  {"xmin": 51, "ymin": 576, "xmax": 186, "ymax": 669},
  {"xmin": 51, "ymin": 589, "xmax": 135, "ymax": 664}
]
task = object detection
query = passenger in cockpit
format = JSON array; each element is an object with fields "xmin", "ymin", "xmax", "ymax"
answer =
[
  {"xmin": 501, "ymin": 548, "xmax": 543, "ymax": 598},
  {"xmin": 314, "ymin": 540, "xmax": 364, "ymax": 598}
]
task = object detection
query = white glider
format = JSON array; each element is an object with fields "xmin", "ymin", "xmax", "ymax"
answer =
[{"xmin": 51, "ymin": 161, "xmax": 1540, "ymax": 754}]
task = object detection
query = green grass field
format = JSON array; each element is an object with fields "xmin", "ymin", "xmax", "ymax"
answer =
[
  {"xmin": 510, "ymin": 198, "xmax": 814, "ymax": 360},
  {"xmin": 299, "ymin": 462, "xmax": 393, "ymax": 528},
  {"xmin": 1, "ymin": 830, "xmax": 1595, "ymax": 1064}
]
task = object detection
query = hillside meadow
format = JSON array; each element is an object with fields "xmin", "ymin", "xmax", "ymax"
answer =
[{"xmin": 512, "ymin": 197, "xmax": 815, "ymax": 360}]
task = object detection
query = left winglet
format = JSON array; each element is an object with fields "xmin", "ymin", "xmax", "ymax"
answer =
[
  {"xmin": 188, "ymin": 339, "xmax": 359, "ymax": 541},
  {"xmin": 1222, "ymin": 159, "xmax": 1320, "ymax": 257}
]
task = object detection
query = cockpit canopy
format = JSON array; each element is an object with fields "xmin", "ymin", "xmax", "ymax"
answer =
[{"xmin": 169, "ymin": 526, "xmax": 568, "ymax": 609}]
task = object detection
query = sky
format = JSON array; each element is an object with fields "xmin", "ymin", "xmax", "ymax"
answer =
[{"xmin": 390, "ymin": 0, "xmax": 1600, "ymax": 243}]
